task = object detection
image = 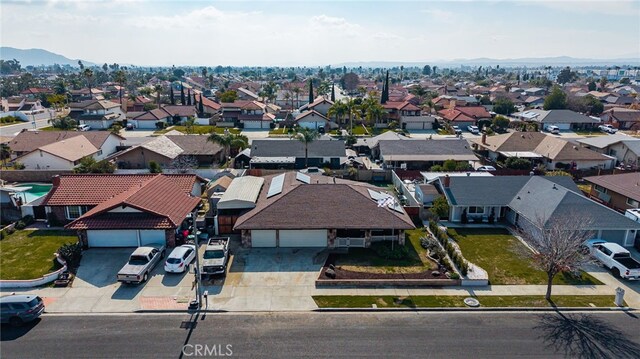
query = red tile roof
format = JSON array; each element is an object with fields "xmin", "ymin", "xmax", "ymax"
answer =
[
  {"xmin": 456, "ymin": 106, "xmax": 491, "ymax": 119},
  {"xmin": 65, "ymin": 175, "xmax": 201, "ymax": 230},
  {"xmin": 382, "ymin": 101, "xmax": 420, "ymax": 111},
  {"xmin": 43, "ymin": 174, "xmax": 200, "ymax": 206},
  {"xmin": 437, "ymin": 108, "xmax": 475, "ymax": 122}
]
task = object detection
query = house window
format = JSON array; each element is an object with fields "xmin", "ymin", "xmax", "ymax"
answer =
[
  {"xmin": 594, "ymin": 185, "xmax": 607, "ymax": 194},
  {"xmin": 65, "ymin": 206, "xmax": 88, "ymax": 220},
  {"xmin": 468, "ymin": 206, "xmax": 484, "ymax": 214},
  {"xmin": 627, "ymin": 198, "xmax": 640, "ymax": 208},
  {"xmin": 97, "ymin": 150, "xmax": 103, "ymax": 156}
]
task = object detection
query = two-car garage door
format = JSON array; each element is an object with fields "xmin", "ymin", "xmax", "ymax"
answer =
[
  {"xmin": 251, "ymin": 229, "xmax": 327, "ymax": 248},
  {"xmin": 87, "ymin": 230, "xmax": 165, "ymax": 247}
]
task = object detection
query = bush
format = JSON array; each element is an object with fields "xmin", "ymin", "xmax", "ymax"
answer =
[
  {"xmin": 22, "ymin": 215, "xmax": 35, "ymax": 226},
  {"xmin": 148, "ymin": 161, "xmax": 162, "ymax": 173},
  {"xmin": 57, "ymin": 242, "xmax": 82, "ymax": 269},
  {"xmin": 12, "ymin": 162, "xmax": 25, "ymax": 170},
  {"xmin": 373, "ymin": 243, "xmax": 409, "ymax": 260},
  {"xmin": 505, "ymin": 157, "xmax": 532, "ymax": 170},
  {"xmin": 14, "ymin": 220, "xmax": 26, "ymax": 230}
]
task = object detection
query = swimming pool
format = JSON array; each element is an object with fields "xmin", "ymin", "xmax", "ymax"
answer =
[{"xmin": 14, "ymin": 183, "xmax": 53, "ymax": 204}]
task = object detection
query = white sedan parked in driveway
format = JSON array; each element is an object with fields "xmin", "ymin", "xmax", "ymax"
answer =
[{"xmin": 164, "ymin": 245, "xmax": 196, "ymax": 273}]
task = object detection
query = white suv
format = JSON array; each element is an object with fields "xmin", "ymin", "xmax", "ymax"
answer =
[{"xmin": 77, "ymin": 124, "xmax": 91, "ymax": 131}]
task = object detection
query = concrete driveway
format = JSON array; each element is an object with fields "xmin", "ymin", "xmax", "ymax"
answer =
[
  {"xmin": 204, "ymin": 247, "xmax": 327, "ymax": 311},
  {"xmin": 44, "ymin": 248, "xmax": 194, "ymax": 313}
]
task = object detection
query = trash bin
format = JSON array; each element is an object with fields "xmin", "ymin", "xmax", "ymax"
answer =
[{"xmin": 615, "ymin": 287, "xmax": 625, "ymax": 307}]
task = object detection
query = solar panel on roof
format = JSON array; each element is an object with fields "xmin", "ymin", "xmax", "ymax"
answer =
[
  {"xmin": 296, "ymin": 172, "xmax": 311, "ymax": 184},
  {"xmin": 367, "ymin": 188, "xmax": 392, "ymax": 201},
  {"xmin": 267, "ymin": 174, "xmax": 286, "ymax": 198}
]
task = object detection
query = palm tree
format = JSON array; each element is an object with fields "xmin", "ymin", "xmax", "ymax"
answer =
[
  {"xmin": 154, "ymin": 84, "xmax": 163, "ymax": 107},
  {"xmin": 364, "ymin": 100, "xmax": 385, "ymax": 127},
  {"xmin": 207, "ymin": 131, "xmax": 249, "ymax": 166},
  {"xmin": 294, "ymin": 127, "xmax": 320, "ymax": 168},
  {"xmin": 345, "ymin": 98, "xmax": 360, "ymax": 134},
  {"xmin": 327, "ymin": 100, "xmax": 347, "ymax": 126},
  {"xmin": 184, "ymin": 117, "xmax": 196, "ymax": 134},
  {"xmin": 114, "ymin": 70, "xmax": 127, "ymax": 107},
  {"xmin": 292, "ymin": 86, "xmax": 302, "ymax": 110},
  {"xmin": 82, "ymin": 68, "xmax": 94, "ymax": 98}
]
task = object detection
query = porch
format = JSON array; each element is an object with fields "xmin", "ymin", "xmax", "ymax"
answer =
[{"xmin": 332, "ymin": 229, "xmax": 405, "ymax": 249}]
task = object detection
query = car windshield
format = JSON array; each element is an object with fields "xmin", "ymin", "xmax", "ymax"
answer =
[
  {"xmin": 28, "ymin": 297, "xmax": 41, "ymax": 307},
  {"xmin": 166, "ymin": 257, "xmax": 181, "ymax": 264},
  {"xmin": 204, "ymin": 250, "xmax": 225, "ymax": 259},
  {"xmin": 128, "ymin": 256, "xmax": 149, "ymax": 265}
]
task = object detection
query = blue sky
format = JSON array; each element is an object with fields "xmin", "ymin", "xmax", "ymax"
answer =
[{"xmin": 1, "ymin": 0, "xmax": 639, "ymax": 66}]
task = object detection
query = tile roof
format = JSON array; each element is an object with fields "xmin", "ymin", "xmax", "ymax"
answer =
[
  {"xmin": 455, "ymin": 106, "xmax": 491, "ymax": 119},
  {"xmin": 437, "ymin": 108, "xmax": 475, "ymax": 122},
  {"xmin": 234, "ymin": 172, "xmax": 415, "ymax": 230},
  {"xmin": 162, "ymin": 105, "xmax": 197, "ymax": 117},
  {"xmin": 43, "ymin": 174, "xmax": 200, "ymax": 206},
  {"xmin": 382, "ymin": 101, "xmax": 420, "ymax": 111},
  {"xmin": 8, "ymin": 130, "xmax": 121, "ymax": 154},
  {"xmin": 585, "ymin": 172, "xmax": 640, "ymax": 202},
  {"xmin": 166, "ymin": 135, "xmax": 223, "ymax": 156},
  {"xmin": 133, "ymin": 108, "xmax": 171, "ymax": 121},
  {"xmin": 66, "ymin": 175, "xmax": 201, "ymax": 230}
]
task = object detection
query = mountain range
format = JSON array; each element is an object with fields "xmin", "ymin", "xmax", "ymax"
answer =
[
  {"xmin": 0, "ymin": 47, "xmax": 96, "ymax": 67},
  {"xmin": 2, "ymin": 46, "xmax": 638, "ymax": 68}
]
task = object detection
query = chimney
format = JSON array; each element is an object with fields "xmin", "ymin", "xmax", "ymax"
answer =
[
  {"xmin": 443, "ymin": 175, "xmax": 450, "ymax": 188},
  {"xmin": 481, "ymin": 133, "xmax": 487, "ymax": 145},
  {"xmin": 52, "ymin": 175, "xmax": 61, "ymax": 188}
]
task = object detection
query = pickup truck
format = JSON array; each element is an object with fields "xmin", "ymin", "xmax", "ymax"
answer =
[
  {"xmin": 201, "ymin": 238, "xmax": 230, "ymax": 276},
  {"xmin": 586, "ymin": 240, "xmax": 640, "ymax": 280},
  {"xmin": 117, "ymin": 245, "xmax": 166, "ymax": 284},
  {"xmin": 598, "ymin": 124, "xmax": 618, "ymax": 134}
]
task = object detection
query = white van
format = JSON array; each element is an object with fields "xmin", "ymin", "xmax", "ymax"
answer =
[{"xmin": 545, "ymin": 125, "xmax": 560, "ymax": 135}]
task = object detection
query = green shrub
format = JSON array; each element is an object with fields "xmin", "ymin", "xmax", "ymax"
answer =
[
  {"xmin": 21, "ymin": 215, "xmax": 34, "ymax": 225},
  {"xmin": 57, "ymin": 242, "xmax": 82, "ymax": 269},
  {"xmin": 449, "ymin": 273, "xmax": 460, "ymax": 280},
  {"xmin": 14, "ymin": 220, "xmax": 26, "ymax": 230},
  {"xmin": 446, "ymin": 228, "xmax": 458, "ymax": 238},
  {"xmin": 373, "ymin": 243, "xmax": 409, "ymax": 260}
]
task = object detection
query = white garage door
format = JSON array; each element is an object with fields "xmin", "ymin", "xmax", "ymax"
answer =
[
  {"xmin": 87, "ymin": 230, "xmax": 138, "ymax": 247},
  {"xmin": 601, "ymin": 230, "xmax": 627, "ymax": 246},
  {"xmin": 404, "ymin": 122, "xmax": 431, "ymax": 130},
  {"xmin": 140, "ymin": 230, "xmax": 165, "ymax": 246},
  {"xmin": 548, "ymin": 123, "xmax": 571, "ymax": 130},
  {"xmin": 251, "ymin": 230, "xmax": 277, "ymax": 247},
  {"xmin": 243, "ymin": 121, "xmax": 263, "ymax": 129},
  {"xmin": 136, "ymin": 120, "xmax": 158, "ymax": 129},
  {"xmin": 279, "ymin": 230, "xmax": 327, "ymax": 247}
]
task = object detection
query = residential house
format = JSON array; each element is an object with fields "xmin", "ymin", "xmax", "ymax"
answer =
[
  {"xmin": 8, "ymin": 130, "xmax": 123, "ymax": 169},
  {"xmin": 438, "ymin": 175, "xmax": 640, "ymax": 247},
  {"xmin": 77, "ymin": 100, "xmax": 124, "ymax": 129},
  {"xmin": 232, "ymin": 172, "xmax": 415, "ymax": 247},
  {"xmin": 438, "ymin": 106, "xmax": 491, "ymax": 128},
  {"xmin": 244, "ymin": 139, "xmax": 346, "ymax": 169},
  {"xmin": 577, "ymin": 135, "xmax": 640, "ymax": 169},
  {"xmin": 524, "ymin": 96, "xmax": 545, "ymax": 108},
  {"xmin": 353, "ymin": 130, "xmax": 410, "ymax": 157},
  {"xmin": 1, "ymin": 96, "xmax": 45, "ymax": 114},
  {"xmin": 69, "ymin": 88, "xmax": 105, "ymax": 101},
  {"xmin": 111, "ymin": 135, "xmax": 223, "ymax": 169},
  {"xmin": 600, "ymin": 108, "xmax": 640, "ymax": 130},
  {"xmin": 219, "ymin": 101, "xmax": 272, "ymax": 129},
  {"xmin": 130, "ymin": 105, "xmax": 196, "ymax": 129},
  {"xmin": 383, "ymin": 101, "xmax": 434, "ymax": 130},
  {"xmin": 43, "ymin": 174, "xmax": 204, "ymax": 247},
  {"xmin": 524, "ymin": 88, "xmax": 546, "ymax": 96},
  {"xmin": 19, "ymin": 87, "xmax": 53, "ymax": 99},
  {"xmin": 471, "ymin": 132, "xmax": 614, "ymax": 170},
  {"xmin": 512, "ymin": 109, "xmax": 599, "ymax": 131},
  {"xmin": 586, "ymin": 173, "xmax": 640, "ymax": 213},
  {"xmin": 294, "ymin": 110, "xmax": 336, "ymax": 130},
  {"xmin": 237, "ymin": 87, "xmax": 259, "ymax": 101},
  {"xmin": 414, "ymin": 183, "xmax": 440, "ymax": 207},
  {"xmin": 377, "ymin": 139, "xmax": 478, "ymax": 170},
  {"xmin": 299, "ymin": 97, "xmax": 334, "ymax": 117}
]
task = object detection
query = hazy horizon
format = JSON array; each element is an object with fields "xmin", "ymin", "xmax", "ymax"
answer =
[{"xmin": 1, "ymin": 0, "xmax": 639, "ymax": 67}]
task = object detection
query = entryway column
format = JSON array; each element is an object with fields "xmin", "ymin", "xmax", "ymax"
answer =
[
  {"xmin": 241, "ymin": 230, "xmax": 252, "ymax": 248},
  {"xmin": 364, "ymin": 230, "xmax": 372, "ymax": 248},
  {"xmin": 327, "ymin": 229, "xmax": 337, "ymax": 248},
  {"xmin": 398, "ymin": 230, "xmax": 405, "ymax": 245}
]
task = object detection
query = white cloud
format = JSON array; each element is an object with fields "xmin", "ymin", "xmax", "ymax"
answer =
[{"xmin": 525, "ymin": 0, "xmax": 639, "ymax": 16}]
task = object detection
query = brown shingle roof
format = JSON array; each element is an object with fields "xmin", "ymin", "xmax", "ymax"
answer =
[
  {"xmin": 234, "ymin": 172, "xmax": 414, "ymax": 230},
  {"xmin": 585, "ymin": 172, "xmax": 640, "ymax": 202},
  {"xmin": 166, "ymin": 135, "xmax": 223, "ymax": 156},
  {"xmin": 8, "ymin": 130, "xmax": 121, "ymax": 154}
]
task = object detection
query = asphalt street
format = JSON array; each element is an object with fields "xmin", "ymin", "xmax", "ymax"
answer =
[{"xmin": 1, "ymin": 311, "xmax": 639, "ymax": 358}]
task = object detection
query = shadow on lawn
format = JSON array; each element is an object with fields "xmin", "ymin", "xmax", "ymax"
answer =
[{"xmin": 535, "ymin": 311, "xmax": 640, "ymax": 359}]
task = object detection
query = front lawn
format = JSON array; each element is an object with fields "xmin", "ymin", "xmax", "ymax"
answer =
[
  {"xmin": 0, "ymin": 230, "xmax": 77, "ymax": 280},
  {"xmin": 312, "ymin": 295, "xmax": 621, "ymax": 308},
  {"xmin": 156, "ymin": 125, "xmax": 241, "ymax": 135},
  {"xmin": 331, "ymin": 229, "xmax": 437, "ymax": 274},
  {"xmin": 451, "ymin": 228, "xmax": 601, "ymax": 285},
  {"xmin": 268, "ymin": 127, "xmax": 290, "ymax": 136}
]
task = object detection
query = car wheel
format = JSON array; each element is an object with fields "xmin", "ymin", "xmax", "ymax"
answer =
[
  {"xmin": 9, "ymin": 317, "xmax": 23, "ymax": 327},
  {"xmin": 612, "ymin": 268, "xmax": 621, "ymax": 278},
  {"xmin": 143, "ymin": 273, "xmax": 148, "ymax": 282}
]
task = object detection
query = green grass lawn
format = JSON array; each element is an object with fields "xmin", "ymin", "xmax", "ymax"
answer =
[
  {"xmin": 333, "ymin": 229, "xmax": 436, "ymax": 273},
  {"xmin": 351, "ymin": 125, "xmax": 372, "ymax": 135},
  {"xmin": 269, "ymin": 127, "xmax": 290, "ymax": 136},
  {"xmin": 312, "ymin": 295, "xmax": 621, "ymax": 308},
  {"xmin": 451, "ymin": 228, "xmax": 601, "ymax": 285},
  {"xmin": 0, "ymin": 230, "xmax": 77, "ymax": 280}
]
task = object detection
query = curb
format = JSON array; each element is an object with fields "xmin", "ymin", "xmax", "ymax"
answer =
[
  {"xmin": 134, "ymin": 309, "xmax": 229, "ymax": 314},
  {"xmin": 314, "ymin": 306, "xmax": 634, "ymax": 312}
]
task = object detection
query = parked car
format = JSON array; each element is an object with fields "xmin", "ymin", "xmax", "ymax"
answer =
[
  {"xmin": 164, "ymin": 245, "xmax": 196, "ymax": 273},
  {"xmin": 584, "ymin": 239, "xmax": 640, "ymax": 280},
  {"xmin": 545, "ymin": 125, "xmax": 560, "ymax": 134},
  {"xmin": 77, "ymin": 124, "xmax": 91, "ymax": 131},
  {"xmin": 117, "ymin": 245, "xmax": 166, "ymax": 284},
  {"xmin": 1, "ymin": 294, "xmax": 45, "ymax": 327},
  {"xmin": 201, "ymin": 238, "xmax": 230, "ymax": 276},
  {"xmin": 467, "ymin": 125, "xmax": 480, "ymax": 134},
  {"xmin": 477, "ymin": 165, "xmax": 496, "ymax": 172},
  {"xmin": 451, "ymin": 125, "xmax": 462, "ymax": 135},
  {"xmin": 599, "ymin": 124, "xmax": 618, "ymax": 134}
]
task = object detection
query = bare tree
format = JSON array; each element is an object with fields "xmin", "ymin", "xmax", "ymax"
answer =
[
  {"xmin": 164, "ymin": 156, "xmax": 198, "ymax": 174},
  {"xmin": 517, "ymin": 212, "xmax": 595, "ymax": 301}
]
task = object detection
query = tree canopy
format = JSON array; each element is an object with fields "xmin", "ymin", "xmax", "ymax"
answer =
[{"xmin": 543, "ymin": 86, "xmax": 567, "ymax": 110}]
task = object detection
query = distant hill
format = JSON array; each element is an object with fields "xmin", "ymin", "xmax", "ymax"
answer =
[
  {"xmin": 336, "ymin": 56, "xmax": 640, "ymax": 68},
  {"xmin": 0, "ymin": 47, "xmax": 95, "ymax": 67}
]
